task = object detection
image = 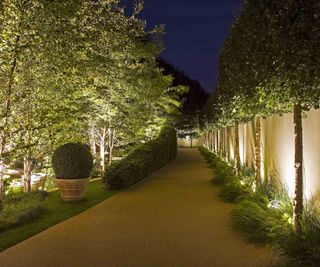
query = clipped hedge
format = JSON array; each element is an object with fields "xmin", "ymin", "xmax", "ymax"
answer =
[{"xmin": 104, "ymin": 127, "xmax": 177, "ymax": 190}]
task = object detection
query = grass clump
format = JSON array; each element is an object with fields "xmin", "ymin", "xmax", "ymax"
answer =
[
  {"xmin": 273, "ymin": 203, "xmax": 320, "ymax": 267},
  {"xmin": 231, "ymin": 183, "xmax": 293, "ymax": 244}
]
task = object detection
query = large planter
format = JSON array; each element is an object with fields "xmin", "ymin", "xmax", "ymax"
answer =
[{"xmin": 55, "ymin": 178, "xmax": 89, "ymax": 202}]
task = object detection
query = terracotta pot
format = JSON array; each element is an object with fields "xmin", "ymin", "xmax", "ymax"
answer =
[{"xmin": 55, "ymin": 178, "xmax": 89, "ymax": 201}]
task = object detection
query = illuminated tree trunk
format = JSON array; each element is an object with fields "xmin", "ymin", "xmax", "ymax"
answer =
[
  {"xmin": 215, "ymin": 130, "xmax": 218, "ymax": 153},
  {"xmin": 0, "ymin": 33, "xmax": 20, "ymax": 209},
  {"xmin": 255, "ymin": 116, "xmax": 262, "ymax": 186},
  {"xmin": 225, "ymin": 128, "xmax": 228, "ymax": 160},
  {"xmin": 211, "ymin": 129, "xmax": 215, "ymax": 153},
  {"xmin": 89, "ymin": 127, "xmax": 97, "ymax": 156},
  {"xmin": 23, "ymin": 157, "xmax": 32, "ymax": 193},
  {"xmin": 209, "ymin": 130, "xmax": 213, "ymax": 152},
  {"xmin": 23, "ymin": 122, "xmax": 32, "ymax": 193},
  {"xmin": 220, "ymin": 129, "xmax": 223, "ymax": 156},
  {"xmin": 227, "ymin": 127, "xmax": 231, "ymax": 161},
  {"xmin": 205, "ymin": 132, "xmax": 209, "ymax": 149},
  {"xmin": 108, "ymin": 128, "xmax": 115, "ymax": 166},
  {"xmin": 293, "ymin": 104, "xmax": 303, "ymax": 230},
  {"xmin": 235, "ymin": 122, "xmax": 241, "ymax": 174},
  {"xmin": 100, "ymin": 128, "xmax": 107, "ymax": 174}
]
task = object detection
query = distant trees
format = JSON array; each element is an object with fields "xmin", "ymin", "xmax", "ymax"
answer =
[
  {"xmin": 202, "ymin": 0, "xmax": 320, "ymax": 229},
  {"xmin": 157, "ymin": 59, "xmax": 209, "ymax": 139}
]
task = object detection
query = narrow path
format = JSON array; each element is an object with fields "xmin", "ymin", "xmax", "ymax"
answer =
[{"xmin": 0, "ymin": 149, "xmax": 274, "ymax": 267}]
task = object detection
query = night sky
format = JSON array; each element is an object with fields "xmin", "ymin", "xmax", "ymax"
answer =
[{"xmin": 121, "ymin": 0, "xmax": 243, "ymax": 92}]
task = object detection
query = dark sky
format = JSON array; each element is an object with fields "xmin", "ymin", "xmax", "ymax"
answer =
[{"xmin": 121, "ymin": 0, "xmax": 243, "ymax": 92}]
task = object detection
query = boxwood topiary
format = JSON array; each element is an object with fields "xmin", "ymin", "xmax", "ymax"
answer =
[{"xmin": 52, "ymin": 143, "xmax": 93, "ymax": 179}]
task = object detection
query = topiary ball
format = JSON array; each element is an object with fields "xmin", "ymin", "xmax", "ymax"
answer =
[{"xmin": 52, "ymin": 143, "xmax": 93, "ymax": 179}]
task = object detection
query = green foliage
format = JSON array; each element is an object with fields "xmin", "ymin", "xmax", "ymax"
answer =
[
  {"xmin": 0, "ymin": 191, "xmax": 46, "ymax": 233},
  {"xmin": 202, "ymin": 1, "xmax": 320, "ymax": 131},
  {"xmin": 273, "ymin": 203, "xmax": 320, "ymax": 267},
  {"xmin": 0, "ymin": 0, "xmax": 184, "ymax": 202},
  {"xmin": 231, "ymin": 183, "xmax": 293, "ymax": 244},
  {"xmin": 199, "ymin": 146, "xmax": 253, "ymax": 201},
  {"xmin": 104, "ymin": 127, "xmax": 177, "ymax": 190},
  {"xmin": 52, "ymin": 143, "xmax": 93, "ymax": 179},
  {"xmin": 201, "ymin": 146, "xmax": 320, "ymax": 266}
]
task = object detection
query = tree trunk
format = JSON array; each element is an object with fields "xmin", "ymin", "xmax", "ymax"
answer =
[
  {"xmin": 212, "ymin": 129, "xmax": 215, "ymax": 153},
  {"xmin": 293, "ymin": 104, "xmax": 303, "ymax": 230},
  {"xmin": 215, "ymin": 130, "xmax": 218, "ymax": 153},
  {"xmin": 108, "ymin": 128, "xmax": 115, "ymax": 166},
  {"xmin": 222, "ymin": 128, "xmax": 225, "ymax": 157},
  {"xmin": 23, "ymin": 157, "xmax": 32, "ymax": 193},
  {"xmin": 205, "ymin": 132, "xmax": 209, "ymax": 149},
  {"xmin": 100, "ymin": 128, "xmax": 107, "ymax": 174},
  {"xmin": 226, "ymin": 127, "xmax": 230, "ymax": 161},
  {"xmin": 235, "ymin": 122, "xmax": 241, "ymax": 174},
  {"xmin": 210, "ymin": 130, "xmax": 213, "ymax": 151},
  {"xmin": 255, "ymin": 116, "xmax": 262, "ymax": 186},
  {"xmin": 225, "ymin": 128, "xmax": 228, "ymax": 161},
  {"xmin": 89, "ymin": 127, "xmax": 97, "ymax": 156}
]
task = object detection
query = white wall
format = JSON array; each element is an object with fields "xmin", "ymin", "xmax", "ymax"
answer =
[{"xmin": 216, "ymin": 109, "xmax": 320, "ymax": 200}]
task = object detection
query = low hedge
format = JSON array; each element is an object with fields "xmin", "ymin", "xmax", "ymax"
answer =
[{"xmin": 104, "ymin": 127, "xmax": 177, "ymax": 190}]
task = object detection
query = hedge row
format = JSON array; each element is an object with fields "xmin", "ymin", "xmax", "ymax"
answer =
[{"xmin": 103, "ymin": 127, "xmax": 177, "ymax": 190}]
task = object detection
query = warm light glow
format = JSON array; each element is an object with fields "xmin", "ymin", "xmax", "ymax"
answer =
[{"xmin": 239, "ymin": 124, "xmax": 245, "ymax": 165}]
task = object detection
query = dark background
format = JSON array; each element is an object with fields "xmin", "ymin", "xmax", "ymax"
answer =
[{"xmin": 121, "ymin": 0, "xmax": 243, "ymax": 92}]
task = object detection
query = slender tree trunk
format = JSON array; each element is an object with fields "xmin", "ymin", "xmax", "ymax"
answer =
[
  {"xmin": 220, "ymin": 129, "xmax": 223, "ymax": 156},
  {"xmin": 108, "ymin": 128, "xmax": 115, "ymax": 166},
  {"xmin": 293, "ymin": 104, "xmax": 303, "ymax": 230},
  {"xmin": 235, "ymin": 122, "xmax": 241, "ymax": 174},
  {"xmin": 226, "ymin": 127, "xmax": 230, "ymax": 161},
  {"xmin": 23, "ymin": 157, "xmax": 32, "ymax": 193},
  {"xmin": 210, "ymin": 130, "xmax": 213, "ymax": 151},
  {"xmin": 255, "ymin": 116, "xmax": 262, "ymax": 186},
  {"xmin": 215, "ymin": 130, "xmax": 218, "ymax": 153},
  {"xmin": 212, "ymin": 129, "xmax": 215, "ymax": 153},
  {"xmin": 23, "ymin": 111, "xmax": 33, "ymax": 193},
  {"xmin": 225, "ymin": 128, "xmax": 228, "ymax": 160},
  {"xmin": 100, "ymin": 128, "xmax": 107, "ymax": 174},
  {"xmin": 205, "ymin": 132, "xmax": 209, "ymax": 149},
  {"xmin": 89, "ymin": 127, "xmax": 97, "ymax": 156}
]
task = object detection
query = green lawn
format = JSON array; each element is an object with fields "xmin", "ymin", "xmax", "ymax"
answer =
[{"xmin": 0, "ymin": 180, "xmax": 116, "ymax": 251}]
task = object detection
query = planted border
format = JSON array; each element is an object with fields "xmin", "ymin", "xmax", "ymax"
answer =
[{"xmin": 199, "ymin": 146, "xmax": 320, "ymax": 267}]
